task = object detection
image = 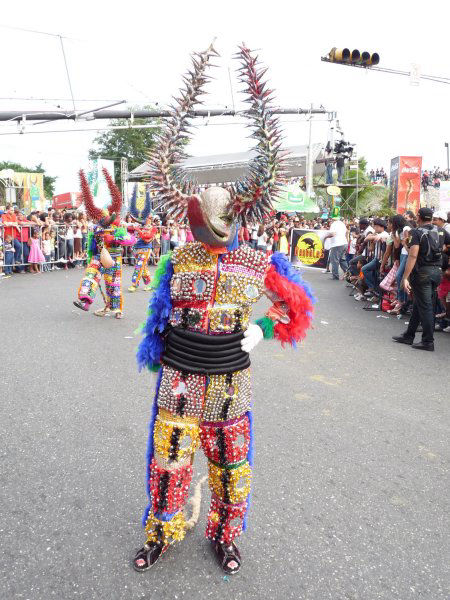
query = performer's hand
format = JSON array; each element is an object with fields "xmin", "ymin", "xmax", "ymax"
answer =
[{"xmin": 241, "ymin": 323, "xmax": 263, "ymax": 353}]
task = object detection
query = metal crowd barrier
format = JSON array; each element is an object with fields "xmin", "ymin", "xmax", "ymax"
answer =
[{"xmin": 0, "ymin": 222, "xmax": 167, "ymax": 273}]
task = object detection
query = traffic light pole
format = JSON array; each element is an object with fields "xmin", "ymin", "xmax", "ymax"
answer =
[{"xmin": 321, "ymin": 57, "xmax": 450, "ymax": 86}]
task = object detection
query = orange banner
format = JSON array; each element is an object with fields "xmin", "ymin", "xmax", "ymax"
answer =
[{"xmin": 396, "ymin": 156, "xmax": 422, "ymax": 214}]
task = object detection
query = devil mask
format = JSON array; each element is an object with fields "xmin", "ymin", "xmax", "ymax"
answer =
[{"xmin": 145, "ymin": 43, "xmax": 285, "ymax": 247}]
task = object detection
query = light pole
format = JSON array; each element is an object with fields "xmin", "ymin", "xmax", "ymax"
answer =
[{"xmin": 445, "ymin": 142, "xmax": 449, "ymax": 175}]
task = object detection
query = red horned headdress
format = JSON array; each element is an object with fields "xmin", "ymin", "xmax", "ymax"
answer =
[{"xmin": 79, "ymin": 167, "xmax": 123, "ymax": 226}]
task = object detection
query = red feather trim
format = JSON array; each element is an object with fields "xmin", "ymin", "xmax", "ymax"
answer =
[
  {"xmin": 264, "ymin": 265, "xmax": 314, "ymax": 345},
  {"xmin": 79, "ymin": 170, "xmax": 103, "ymax": 221},
  {"xmin": 102, "ymin": 167, "xmax": 122, "ymax": 216}
]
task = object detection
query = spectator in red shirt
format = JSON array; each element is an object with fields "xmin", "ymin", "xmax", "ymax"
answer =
[
  {"xmin": 1, "ymin": 205, "xmax": 24, "ymax": 271},
  {"xmin": 14, "ymin": 208, "xmax": 33, "ymax": 269}
]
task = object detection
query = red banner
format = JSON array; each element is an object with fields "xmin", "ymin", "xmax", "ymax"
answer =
[{"xmin": 396, "ymin": 156, "xmax": 422, "ymax": 214}]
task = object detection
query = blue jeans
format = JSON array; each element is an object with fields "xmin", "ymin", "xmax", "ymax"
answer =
[
  {"xmin": 337, "ymin": 165, "xmax": 344, "ymax": 183},
  {"xmin": 396, "ymin": 254, "xmax": 408, "ymax": 303},
  {"xmin": 4, "ymin": 252, "xmax": 14, "ymax": 274},
  {"xmin": 361, "ymin": 258, "xmax": 380, "ymax": 290},
  {"xmin": 329, "ymin": 244, "xmax": 348, "ymax": 278},
  {"xmin": 326, "ymin": 163, "xmax": 333, "ymax": 184},
  {"xmin": 13, "ymin": 239, "xmax": 29, "ymax": 271},
  {"xmin": 161, "ymin": 238, "xmax": 170, "ymax": 255}
]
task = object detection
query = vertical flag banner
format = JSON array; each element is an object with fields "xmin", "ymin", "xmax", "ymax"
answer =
[
  {"xmin": 388, "ymin": 157, "xmax": 399, "ymax": 208},
  {"xmin": 87, "ymin": 159, "xmax": 115, "ymax": 210},
  {"xmin": 395, "ymin": 156, "xmax": 422, "ymax": 214}
]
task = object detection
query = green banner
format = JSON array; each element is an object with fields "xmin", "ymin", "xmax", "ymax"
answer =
[{"xmin": 275, "ymin": 184, "xmax": 320, "ymax": 213}]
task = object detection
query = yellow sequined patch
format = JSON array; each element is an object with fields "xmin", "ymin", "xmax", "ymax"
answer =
[
  {"xmin": 208, "ymin": 461, "xmax": 252, "ymax": 504},
  {"xmin": 145, "ymin": 511, "xmax": 187, "ymax": 544}
]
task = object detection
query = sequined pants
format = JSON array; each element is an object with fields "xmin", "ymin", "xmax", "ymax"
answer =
[
  {"xmin": 131, "ymin": 248, "xmax": 151, "ymax": 287},
  {"xmin": 78, "ymin": 255, "xmax": 123, "ymax": 311},
  {"xmin": 143, "ymin": 365, "xmax": 253, "ymax": 546}
]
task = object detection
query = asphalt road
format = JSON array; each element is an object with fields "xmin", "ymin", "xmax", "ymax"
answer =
[{"xmin": 1, "ymin": 265, "xmax": 449, "ymax": 600}]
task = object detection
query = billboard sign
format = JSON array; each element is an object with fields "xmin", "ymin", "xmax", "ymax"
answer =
[{"xmin": 389, "ymin": 156, "xmax": 422, "ymax": 214}]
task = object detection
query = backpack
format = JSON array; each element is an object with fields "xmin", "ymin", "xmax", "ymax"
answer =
[{"xmin": 418, "ymin": 227, "xmax": 442, "ymax": 264}]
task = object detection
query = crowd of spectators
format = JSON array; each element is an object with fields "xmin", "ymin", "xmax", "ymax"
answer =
[
  {"xmin": 369, "ymin": 168, "xmax": 388, "ymax": 185},
  {"xmin": 329, "ymin": 209, "xmax": 450, "ymax": 348},
  {"xmin": 421, "ymin": 167, "xmax": 450, "ymax": 191},
  {"xmin": 2, "ymin": 202, "xmax": 449, "ymax": 347}
]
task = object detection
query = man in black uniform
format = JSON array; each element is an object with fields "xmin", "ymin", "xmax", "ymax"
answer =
[{"xmin": 393, "ymin": 208, "xmax": 443, "ymax": 351}]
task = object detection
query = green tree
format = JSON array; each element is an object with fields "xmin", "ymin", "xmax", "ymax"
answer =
[
  {"xmin": 88, "ymin": 108, "xmax": 161, "ymax": 185},
  {"xmin": 0, "ymin": 160, "xmax": 57, "ymax": 203},
  {"xmin": 314, "ymin": 157, "xmax": 391, "ymax": 217}
]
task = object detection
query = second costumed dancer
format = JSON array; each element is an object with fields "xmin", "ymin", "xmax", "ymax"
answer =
[
  {"xmin": 128, "ymin": 185, "xmax": 157, "ymax": 293},
  {"xmin": 133, "ymin": 43, "xmax": 315, "ymax": 575},
  {"xmin": 73, "ymin": 169, "xmax": 136, "ymax": 319}
]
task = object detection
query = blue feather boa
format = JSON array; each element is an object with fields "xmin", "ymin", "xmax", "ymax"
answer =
[{"xmin": 136, "ymin": 258, "xmax": 173, "ymax": 371}]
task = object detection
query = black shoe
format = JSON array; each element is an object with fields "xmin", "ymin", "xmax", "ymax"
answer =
[
  {"xmin": 392, "ymin": 335, "xmax": 414, "ymax": 345},
  {"xmin": 212, "ymin": 540, "xmax": 242, "ymax": 575},
  {"xmin": 133, "ymin": 542, "xmax": 168, "ymax": 572},
  {"xmin": 412, "ymin": 342, "xmax": 434, "ymax": 351}
]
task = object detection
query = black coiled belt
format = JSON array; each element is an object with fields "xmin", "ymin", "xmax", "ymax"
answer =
[{"xmin": 161, "ymin": 327, "xmax": 250, "ymax": 375}]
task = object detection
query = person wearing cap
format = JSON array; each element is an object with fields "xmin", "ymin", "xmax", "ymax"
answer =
[
  {"xmin": 393, "ymin": 207, "xmax": 443, "ymax": 351},
  {"xmin": 433, "ymin": 210, "xmax": 450, "ymax": 236}
]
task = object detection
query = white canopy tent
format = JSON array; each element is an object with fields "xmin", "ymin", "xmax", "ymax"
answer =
[{"xmin": 129, "ymin": 144, "xmax": 325, "ymax": 185}]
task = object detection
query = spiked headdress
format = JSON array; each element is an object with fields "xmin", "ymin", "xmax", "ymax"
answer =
[
  {"xmin": 79, "ymin": 167, "xmax": 123, "ymax": 226},
  {"xmin": 145, "ymin": 43, "xmax": 286, "ymax": 222}
]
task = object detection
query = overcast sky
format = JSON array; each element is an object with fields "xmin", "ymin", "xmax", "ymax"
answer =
[{"xmin": 1, "ymin": 0, "xmax": 450, "ymax": 194}]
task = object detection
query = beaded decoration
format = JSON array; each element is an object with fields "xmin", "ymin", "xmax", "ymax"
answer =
[
  {"xmin": 208, "ymin": 460, "xmax": 252, "ymax": 504},
  {"xmin": 214, "ymin": 272, "xmax": 264, "ymax": 305},
  {"xmin": 153, "ymin": 416, "xmax": 201, "ymax": 462},
  {"xmin": 200, "ymin": 414, "xmax": 250, "ymax": 466},
  {"xmin": 170, "ymin": 270, "xmax": 215, "ymax": 303},
  {"xmin": 169, "ymin": 306, "xmax": 209, "ymax": 331},
  {"xmin": 149, "ymin": 458, "xmax": 193, "ymax": 514},
  {"xmin": 171, "ymin": 242, "xmax": 217, "ymax": 272},
  {"xmin": 144, "ymin": 510, "xmax": 187, "ymax": 544},
  {"xmin": 206, "ymin": 494, "xmax": 247, "ymax": 544},
  {"xmin": 157, "ymin": 366, "xmax": 206, "ymax": 418},
  {"xmin": 202, "ymin": 370, "xmax": 251, "ymax": 422},
  {"xmin": 220, "ymin": 245, "xmax": 268, "ymax": 278},
  {"xmin": 208, "ymin": 305, "xmax": 251, "ymax": 334}
]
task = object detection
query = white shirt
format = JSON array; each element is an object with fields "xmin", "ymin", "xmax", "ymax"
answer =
[{"xmin": 329, "ymin": 220, "xmax": 347, "ymax": 248}]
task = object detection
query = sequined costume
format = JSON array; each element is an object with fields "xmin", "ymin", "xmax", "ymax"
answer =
[
  {"xmin": 128, "ymin": 185, "xmax": 156, "ymax": 292},
  {"xmin": 74, "ymin": 169, "xmax": 136, "ymax": 317},
  {"xmin": 134, "ymin": 43, "xmax": 315, "ymax": 574}
]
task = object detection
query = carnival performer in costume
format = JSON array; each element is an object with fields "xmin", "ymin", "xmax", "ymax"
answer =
[
  {"xmin": 73, "ymin": 168, "xmax": 136, "ymax": 319},
  {"xmin": 128, "ymin": 185, "xmax": 157, "ymax": 292},
  {"xmin": 133, "ymin": 44, "xmax": 315, "ymax": 575}
]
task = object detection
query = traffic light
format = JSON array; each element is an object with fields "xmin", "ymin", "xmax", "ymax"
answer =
[{"xmin": 325, "ymin": 47, "xmax": 380, "ymax": 66}]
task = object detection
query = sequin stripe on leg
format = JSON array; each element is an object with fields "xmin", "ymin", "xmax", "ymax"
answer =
[
  {"xmin": 153, "ymin": 415, "xmax": 201, "ymax": 464},
  {"xmin": 206, "ymin": 494, "xmax": 248, "ymax": 544},
  {"xmin": 149, "ymin": 458, "xmax": 193, "ymax": 513},
  {"xmin": 208, "ymin": 460, "xmax": 252, "ymax": 505},
  {"xmin": 157, "ymin": 366, "xmax": 206, "ymax": 419},
  {"xmin": 203, "ymin": 369, "xmax": 251, "ymax": 423},
  {"xmin": 200, "ymin": 414, "xmax": 250, "ymax": 466}
]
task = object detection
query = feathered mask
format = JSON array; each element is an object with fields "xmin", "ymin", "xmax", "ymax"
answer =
[
  {"xmin": 79, "ymin": 167, "xmax": 122, "ymax": 227},
  {"xmin": 129, "ymin": 184, "xmax": 152, "ymax": 225},
  {"xmin": 145, "ymin": 43, "xmax": 286, "ymax": 229}
]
